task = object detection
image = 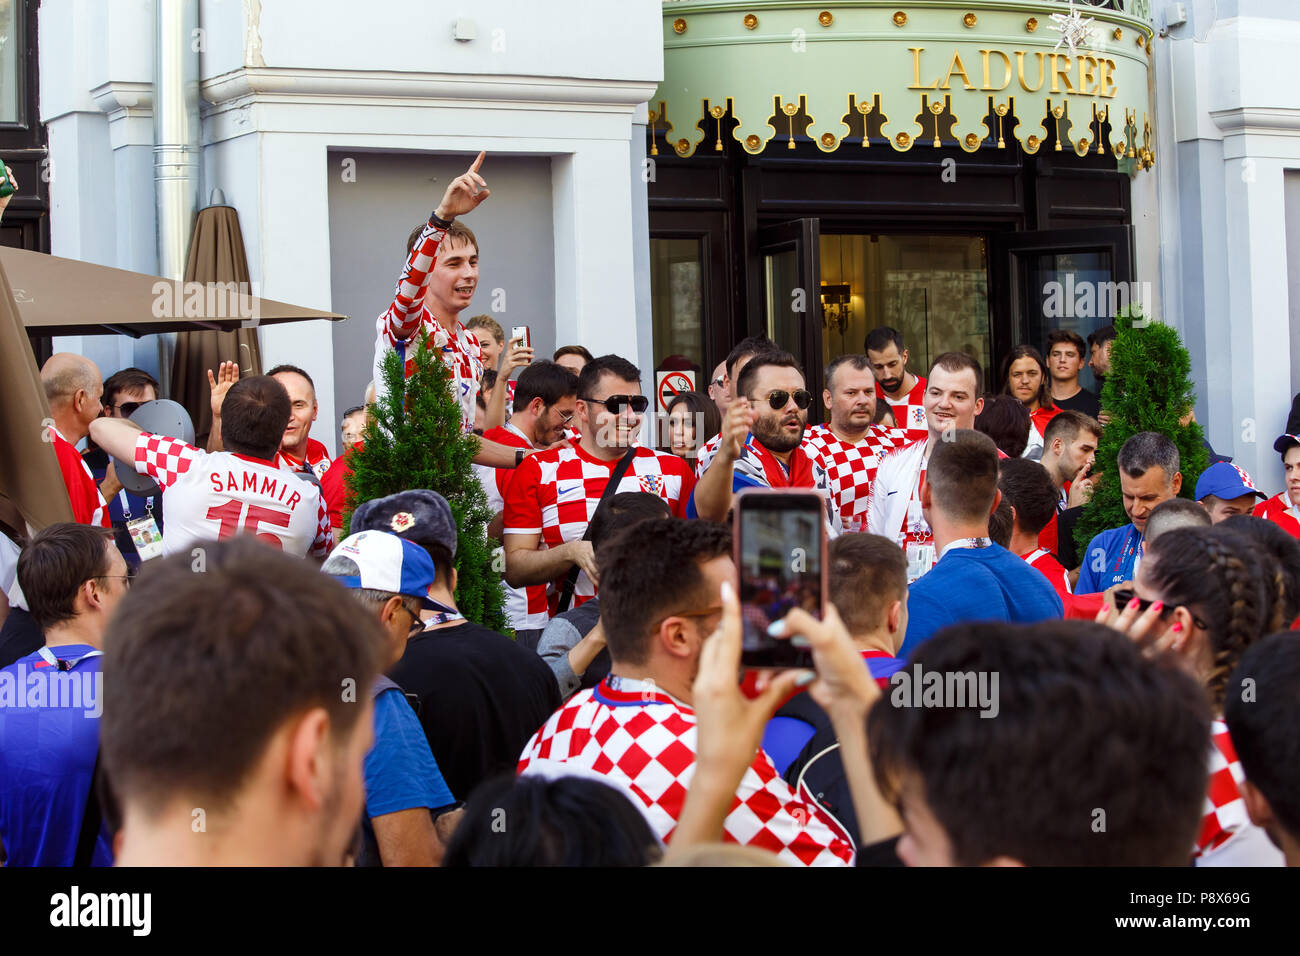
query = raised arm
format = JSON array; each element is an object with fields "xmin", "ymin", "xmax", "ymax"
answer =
[
  {"xmin": 690, "ymin": 399, "xmax": 753, "ymax": 522},
  {"xmin": 88, "ymin": 416, "xmax": 145, "ymax": 467}
]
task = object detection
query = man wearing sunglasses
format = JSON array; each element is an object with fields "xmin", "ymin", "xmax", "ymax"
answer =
[
  {"xmin": 504, "ymin": 354, "xmax": 696, "ymax": 616},
  {"xmin": 83, "ymin": 368, "xmax": 165, "ymax": 567},
  {"xmin": 690, "ymin": 351, "xmax": 837, "ymax": 529},
  {"xmin": 475, "ymin": 361, "xmax": 580, "ymax": 645}
]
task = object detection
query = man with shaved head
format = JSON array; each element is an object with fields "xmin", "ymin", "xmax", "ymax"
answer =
[{"xmin": 40, "ymin": 353, "xmax": 110, "ymax": 527}]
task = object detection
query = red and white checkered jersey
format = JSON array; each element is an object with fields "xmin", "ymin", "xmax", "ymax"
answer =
[
  {"xmin": 802, "ymin": 423, "xmax": 907, "ymax": 532},
  {"xmin": 517, "ymin": 676, "xmax": 854, "ymax": 865},
  {"xmin": 373, "ymin": 219, "xmax": 484, "ymax": 434},
  {"xmin": 50, "ymin": 427, "xmax": 109, "ymax": 528},
  {"xmin": 1194, "ymin": 720, "xmax": 1283, "ymax": 865},
  {"xmin": 275, "ymin": 437, "xmax": 332, "ymax": 481},
  {"xmin": 503, "ymin": 443, "xmax": 696, "ymax": 610},
  {"xmin": 695, "ymin": 431, "xmax": 723, "ymax": 478},
  {"xmin": 1253, "ymin": 492, "xmax": 1300, "ymax": 540},
  {"xmin": 133, "ymin": 432, "xmax": 332, "ymax": 559},
  {"xmin": 473, "ymin": 423, "xmax": 549, "ymax": 631},
  {"xmin": 882, "ymin": 375, "xmax": 928, "ymax": 443}
]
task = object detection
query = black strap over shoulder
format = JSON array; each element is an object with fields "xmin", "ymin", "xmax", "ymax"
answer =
[
  {"xmin": 74, "ymin": 752, "xmax": 104, "ymax": 867},
  {"xmin": 556, "ymin": 445, "xmax": 639, "ymax": 613}
]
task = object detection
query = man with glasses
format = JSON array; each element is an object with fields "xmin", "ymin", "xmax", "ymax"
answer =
[
  {"xmin": 83, "ymin": 368, "xmax": 165, "ymax": 567},
  {"xmin": 0, "ymin": 524, "xmax": 127, "ymax": 865},
  {"xmin": 504, "ymin": 354, "xmax": 696, "ymax": 618},
  {"xmin": 690, "ymin": 351, "xmax": 839, "ymax": 530},
  {"xmin": 474, "ymin": 361, "xmax": 580, "ymax": 644},
  {"xmin": 706, "ymin": 359, "xmax": 729, "ymax": 418},
  {"xmin": 322, "ymin": 530, "xmax": 457, "ymax": 866}
]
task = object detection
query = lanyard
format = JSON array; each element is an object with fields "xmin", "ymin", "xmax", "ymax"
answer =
[
  {"xmin": 117, "ymin": 489, "xmax": 154, "ymax": 521},
  {"xmin": 900, "ymin": 453, "xmax": 931, "ymax": 541},
  {"xmin": 1115, "ymin": 527, "xmax": 1143, "ymax": 574},
  {"xmin": 940, "ymin": 536, "xmax": 992, "ymax": 560},
  {"xmin": 1022, "ymin": 547, "xmax": 1048, "ymax": 564},
  {"xmin": 424, "ymin": 610, "xmax": 464, "ymax": 627},
  {"xmin": 37, "ymin": 646, "xmax": 103, "ymax": 671}
]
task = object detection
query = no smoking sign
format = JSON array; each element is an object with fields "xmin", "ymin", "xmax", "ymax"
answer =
[{"xmin": 656, "ymin": 370, "xmax": 696, "ymax": 413}]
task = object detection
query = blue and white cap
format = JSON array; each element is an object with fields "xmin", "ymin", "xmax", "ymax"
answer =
[{"xmin": 326, "ymin": 530, "xmax": 453, "ymax": 613}]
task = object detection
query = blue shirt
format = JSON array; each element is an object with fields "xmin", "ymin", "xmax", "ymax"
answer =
[
  {"xmin": 1076, "ymin": 524, "xmax": 1143, "ymax": 595},
  {"xmin": 364, "ymin": 687, "xmax": 455, "ymax": 819},
  {"xmin": 900, "ymin": 544, "xmax": 1064, "ymax": 658},
  {"xmin": 0, "ymin": 645, "xmax": 113, "ymax": 866}
]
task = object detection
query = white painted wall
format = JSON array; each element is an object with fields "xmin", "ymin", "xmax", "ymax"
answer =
[{"xmin": 38, "ymin": 0, "xmax": 664, "ymax": 456}]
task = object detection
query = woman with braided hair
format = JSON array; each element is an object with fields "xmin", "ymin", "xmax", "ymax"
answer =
[{"xmin": 1096, "ymin": 525, "xmax": 1285, "ymax": 866}]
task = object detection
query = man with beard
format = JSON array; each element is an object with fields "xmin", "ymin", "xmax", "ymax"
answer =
[
  {"xmin": 689, "ymin": 351, "xmax": 838, "ymax": 530},
  {"xmin": 865, "ymin": 326, "xmax": 928, "ymax": 444},
  {"xmin": 867, "ymin": 352, "xmax": 985, "ymax": 582},
  {"xmin": 803, "ymin": 355, "xmax": 906, "ymax": 532}
]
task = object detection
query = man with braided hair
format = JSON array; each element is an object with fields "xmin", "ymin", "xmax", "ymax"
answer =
[{"xmin": 1097, "ymin": 525, "xmax": 1284, "ymax": 866}]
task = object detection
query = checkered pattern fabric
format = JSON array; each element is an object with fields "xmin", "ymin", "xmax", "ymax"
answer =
[
  {"xmin": 373, "ymin": 220, "xmax": 484, "ymax": 434},
  {"xmin": 803, "ymin": 424, "xmax": 906, "ymax": 532},
  {"xmin": 275, "ymin": 438, "xmax": 332, "ymax": 481},
  {"xmin": 518, "ymin": 676, "xmax": 854, "ymax": 865},
  {"xmin": 474, "ymin": 424, "xmax": 550, "ymax": 630},
  {"xmin": 695, "ymin": 431, "xmax": 723, "ymax": 478},
  {"xmin": 51, "ymin": 428, "xmax": 109, "ymax": 528},
  {"xmin": 1194, "ymin": 720, "xmax": 1254, "ymax": 859},
  {"xmin": 503, "ymin": 443, "xmax": 696, "ymax": 610},
  {"xmin": 882, "ymin": 376, "xmax": 929, "ymax": 443},
  {"xmin": 1253, "ymin": 493, "xmax": 1300, "ymax": 540},
  {"xmin": 134, "ymin": 432, "xmax": 332, "ymax": 559}
]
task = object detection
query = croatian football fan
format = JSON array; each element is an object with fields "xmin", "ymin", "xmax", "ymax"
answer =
[
  {"xmin": 1195, "ymin": 462, "xmax": 1266, "ymax": 524},
  {"xmin": 322, "ymin": 531, "xmax": 457, "ymax": 866},
  {"xmin": 1144, "ymin": 497, "xmax": 1212, "ymax": 545},
  {"xmin": 872, "ymin": 621, "xmax": 1212, "ymax": 866},
  {"xmin": 998, "ymin": 458, "xmax": 1073, "ymax": 600},
  {"xmin": 865, "ymin": 326, "xmax": 928, "ymax": 443},
  {"xmin": 268, "ymin": 364, "xmax": 331, "ymax": 479},
  {"xmin": 1252, "ymin": 434, "xmax": 1300, "ymax": 539},
  {"xmin": 1037, "ymin": 410, "xmax": 1101, "ymax": 561},
  {"xmin": 102, "ymin": 538, "xmax": 381, "ymax": 865},
  {"xmin": 373, "ymin": 151, "xmax": 531, "ymax": 470},
  {"xmin": 690, "ymin": 350, "xmax": 836, "ymax": 528},
  {"xmin": 340, "ymin": 405, "xmax": 368, "ymax": 449},
  {"xmin": 867, "ymin": 351, "xmax": 985, "ymax": 582},
  {"xmin": 803, "ymin": 354, "xmax": 905, "ymax": 533},
  {"xmin": 88, "ymin": 376, "xmax": 332, "ymax": 559},
  {"xmin": 900, "ymin": 430, "xmax": 1062, "ymax": 656},
  {"xmin": 503, "ymin": 354, "xmax": 695, "ymax": 613},
  {"xmin": 40, "ymin": 353, "xmax": 109, "ymax": 528},
  {"xmin": 356, "ymin": 490, "xmax": 560, "ymax": 800},
  {"xmin": 82, "ymin": 367, "xmax": 165, "ymax": 567},
  {"xmin": 0, "ymin": 524, "xmax": 123, "ymax": 866},
  {"xmin": 517, "ymin": 518, "xmax": 855, "ymax": 865},
  {"xmin": 706, "ymin": 359, "xmax": 729, "ymax": 417},
  {"xmin": 1076, "ymin": 431, "xmax": 1182, "ymax": 594},
  {"xmin": 1000, "ymin": 345, "xmax": 1060, "ymax": 458},
  {"xmin": 474, "ymin": 361, "xmax": 579, "ymax": 646},
  {"xmin": 693, "ymin": 334, "xmax": 777, "ymax": 476},
  {"xmin": 1226, "ymin": 633, "xmax": 1300, "ymax": 867},
  {"xmin": 1045, "ymin": 329, "xmax": 1101, "ymax": 418}
]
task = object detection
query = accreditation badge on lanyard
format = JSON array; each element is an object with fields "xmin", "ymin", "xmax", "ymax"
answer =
[
  {"xmin": 902, "ymin": 462, "xmax": 935, "ymax": 583},
  {"xmin": 121, "ymin": 490, "xmax": 164, "ymax": 561}
]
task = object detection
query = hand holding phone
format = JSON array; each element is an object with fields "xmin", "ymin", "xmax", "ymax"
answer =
[{"xmin": 734, "ymin": 488, "xmax": 827, "ymax": 669}]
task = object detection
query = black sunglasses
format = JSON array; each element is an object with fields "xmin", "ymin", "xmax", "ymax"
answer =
[
  {"xmin": 583, "ymin": 394, "xmax": 649, "ymax": 415},
  {"xmin": 106, "ymin": 401, "xmax": 144, "ymax": 417},
  {"xmin": 762, "ymin": 389, "xmax": 812, "ymax": 411},
  {"xmin": 711, "ymin": 376, "xmax": 726, "ymax": 389},
  {"xmin": 1112, "ymin": 588, "xmax": 1208, "ymax": 631}
]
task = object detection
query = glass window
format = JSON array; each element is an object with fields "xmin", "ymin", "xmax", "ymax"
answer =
[
  {"xmin": 820, "ymin": 234, "xmax": 990, "ymax": 384},
  {"xmin": 1017, "ymin": 251, "xmax": 1112, "ymax": 393},
  {"xmin": 0, "ymin": 0, "xmax": 21, "ymax": 124},
  {"xmin": 650, "ymin": 237, "xmax": 705, "ymax": 374}
]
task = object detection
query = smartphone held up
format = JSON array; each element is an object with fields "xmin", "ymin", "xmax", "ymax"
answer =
[{"xmin": 733, "ymin": 488, "xmax": 827, "ymax": 669}]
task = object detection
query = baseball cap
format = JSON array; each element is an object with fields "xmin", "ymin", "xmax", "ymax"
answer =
[
  {"xmin": 325, "ymin": 530, "xmax": 453, "ymax": 613},
  {"xmin": 1273, "ymin": 434, "xmax": 1300, "ymax": 456},
  {"xmin": 1194, "ymin": 462, "xmax": 1266, "ymax": 503},
  {"xmin": 350, "ymin": 490, "xmax": 458, "ymax": 558}
]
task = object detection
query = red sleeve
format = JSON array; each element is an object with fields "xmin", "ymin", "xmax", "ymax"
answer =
[
  {"xmin": 503, "ymin": 454, "xmax": 544, "ymax": 536},
  {"xmin": 382, "ymin": 221, "xmax": 447, "ymax": 343},
  {"xmin": 319, "ymin": 454, "xmax": 350, "ymax": 530}
]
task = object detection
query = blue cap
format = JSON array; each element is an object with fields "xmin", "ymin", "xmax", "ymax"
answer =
[
  {"xmin": 1194, "ymin": 462, "xmax": 1265, "ymax": 503},
  {"xmin": 325, "ymin": 530, "xmax": 454, "ymax": 613}
]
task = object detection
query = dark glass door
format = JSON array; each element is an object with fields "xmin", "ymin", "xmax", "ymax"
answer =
[{"xmin": 757, "ymin": 218, "xmax": 823, "ymax": 421}]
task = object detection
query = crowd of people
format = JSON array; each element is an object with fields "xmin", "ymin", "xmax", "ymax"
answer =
[{"xmin": 3, "ymin": 152, "xmax": 1299, "ymax": 869}]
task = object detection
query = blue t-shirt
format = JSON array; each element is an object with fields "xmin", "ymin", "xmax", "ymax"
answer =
[
  {"xmin": 364, "ymin": 687, "xmax": 455, "ymax": 820},
  {"xmin": 1075, "ymin": 524, "xmax": 1143, "ymax": 595},
  {"xmin": 0, "ymin": 645, "xmax": 113, "ymax": 866},
  {"xmin": 900, "ymin": 545, "xmax": 1064, "ymax": 658}
]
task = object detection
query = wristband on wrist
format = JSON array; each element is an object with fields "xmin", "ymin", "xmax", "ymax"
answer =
[
  {"xmin": 515, "ymin": 448, "xmax": 526, "ymax": 467},
  {"xmin": 429, "ymin": 210, "xmax": 455, "ymax": 230}
]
